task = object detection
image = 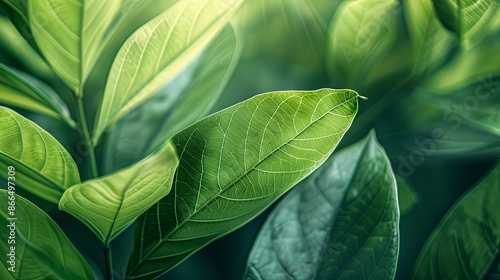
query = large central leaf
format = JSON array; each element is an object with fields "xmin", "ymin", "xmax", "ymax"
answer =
[
  {"xmin": 93, "ymin": 0, "xmax": 244, "ymax": 143},
  {"xmin": 127, "ymin": 89, "xmax": 360, "ymax": 279},
  {"xmin": 28, "ymin": 0, "xmax": 121, "ymax": 93}
]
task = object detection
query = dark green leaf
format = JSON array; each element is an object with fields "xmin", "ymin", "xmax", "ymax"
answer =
[
  {"xmin": 127, "ymin": 89, "xmax": 360, "ymax": 279},
  {"xmin": 245, "ymin": 131, "xmax": 399, "ymax": 280},
  {"xmin": 0, "ymin": 191, "xmax": 94, "ymax": 279},
  {"xmin": 412, "ymin": 161, "xmax": 500, "ymax": 279},
  {"xmin": 0, "ymin": 106, "xmax": 80, "ymax": 203}
]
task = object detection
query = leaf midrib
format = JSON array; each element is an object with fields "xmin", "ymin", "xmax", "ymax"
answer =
[{"xmin": 130, "ymin": 93, "xmax": 358, "ymax": 273}]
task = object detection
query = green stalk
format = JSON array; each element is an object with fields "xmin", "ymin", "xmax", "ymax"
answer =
[
  {"xmin": 75, "ymin": 96, "xmax": 98, "ymax": 178},
  {"xmin": 104, "ymin": 245, "xmax": 114, "ymax": 280}
]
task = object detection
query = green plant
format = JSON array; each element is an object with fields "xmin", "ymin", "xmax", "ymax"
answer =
[{"xmin": 0, "ymin": 0, "xmax": 499, "ymax": 280}]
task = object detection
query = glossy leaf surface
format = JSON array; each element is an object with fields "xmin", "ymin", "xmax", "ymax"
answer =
[{"xmin": 127, "ymin": 89, "xmax": 360, "ymax": 279}]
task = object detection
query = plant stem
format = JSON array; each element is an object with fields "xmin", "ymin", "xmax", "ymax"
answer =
[
  {"xmin": 76, "ymin": 97, "xmax": 98, "ymax": 178},
  {"xmin": 104, "ymin": 245, "xmax": 114, "ymax": 280}
]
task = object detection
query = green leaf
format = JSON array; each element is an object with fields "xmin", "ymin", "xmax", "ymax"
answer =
[
  {"xmin": 28, "ymin": 0, "xmax": 121, "ymax": 94},
  {"xmin": 127, "ymin": 89, "xmax": 360, "ymax": 279},
  {"xmin": 404, "ymin": 0, "xmax": 454, "ymax": 75},
  {"xmin": 412, "ymin": 161, "xmax": 500, "ymax": 279},
  {"xmin": 236, "ymin": 0, "xmax": 328, "ymax": 72},
  {"xmin": 327, "ymin": 0, "xmax": 399, "ymax": 87},
  {"xmin": 0, "ymin": 16, "xmax": 52, "ymax": 79},
  {"xmin": 0, "ymin": 63, "xmax": 75, "ymax": 127},
  {"xmin": 0, "ymin": 106, "xmax": 80, "ymax": 203},
  {"xmin": 93, "ymin": 0, "xmax": 244, "ymax": 143},
  {"xmin": 244, "ymin": 131, "xmax": 399, "ymax": 280},
  {"xmin": 60, "ymin": 141, "xmax": 179, "ymax": 246},
  {"xmin": 0, "ymin": 191, "xmax": 94, "ymax": 280},
  {"xmin": 418, "ymin": 75, "xmax": 500, "ymax": 136},
  {"xmin": 102, "ymin": 24, "xmax": 241, "ymax": 173},
  {"xmin": 0, "ymin": 0, "xmax": 46, "ymax": 55},
  {"xmin": 432, "ymin": 0, "xmax": 500, "ymax": 47}
]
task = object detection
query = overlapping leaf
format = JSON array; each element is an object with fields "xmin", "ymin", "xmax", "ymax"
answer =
[
  {"xmin": 0, "ymin": 63, "xmax": 75, "ymax": 127},
  {"xmin": 0, "ymin": 191, "xmax": 94, "ymax": 279},
  {"xmin": 419, "ymin": 75, "xmax": 500, "ymax": 136},
  {"xmin": 93, "ymin": 0, "xmax": 244, "ymax": 143},
  {"xmin": 327, "ymin": 0, "xmax": 399, "ymax": 87},
  {"xmin": 0, "ymin": 106, "xmax": 80, "ymax": 203},
  {"xmin": 404, "ymin": 0, "xmax": 453, "ymax": 75},
  {"xmin": 28, "ymin": 0, "xmax": 121, "ymax": 93},
  {"xmin": 60, "ymin": 142, "xmax": 179, "ymax": 246},
  {"xmin": 127, "ymin": 89, "xmax": 360, "ymax": 279},
  {"xmin": 245, "ymin": 131, "xmax": 399, "ymax": 280},
  {"xmin": 236, "ymin": 0, "xmax": 328, "ymax": 72},
  {"xmin": 102, "ymin": 24, "xmax": 241, "ymax": 173},
  {"xmin": 412, "ymin": 162, "xmax": 500, "ymax": 279},
  {"xmin": 432, "ymin": 0, "xmax": 500, "ymax": 47}
]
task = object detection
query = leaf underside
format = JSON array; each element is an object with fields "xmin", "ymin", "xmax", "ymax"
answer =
[{"xmin": 245, "ymin": 131, "xmax": 399, "ymax": 280}]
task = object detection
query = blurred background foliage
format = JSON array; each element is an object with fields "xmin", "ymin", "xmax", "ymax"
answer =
[{"xmin": 0, "ymin": 0, "xmax": 499, "ymax": 279}]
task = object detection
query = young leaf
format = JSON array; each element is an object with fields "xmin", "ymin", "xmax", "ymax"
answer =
[
  {"xmin": 28, "ymin": 0, "xmax": 121, "ymax": 94},
  {"xmin": 93, "ymin": 0, "xmax": 244, "ymax": 143},
  {"xmin": 432, "ymin": 0, "xmax": 500, "ymax": 47},
  {"xmin": 404, "ymin": 0, "xmax": 453, "ymax": 75},
  {"xmin": 59, "ymin": 141, "xmax": 179, "ymax": 246},
  {"xmin": 412, "ymin": 161, "xmax": 500, "ymax": 279},
  {"xmin": 0, "ymin": 106, "xmax": 80, "ymax": 203},
  {"xmin": 0, "ymin": 63, "xmax": 75, "ymax": 127},
  {"xmin": 0, "ymin": 191, "xmax": 94, "ymax": 280},
  {"xmin": 245, "ymin": 131, "xmax": 399, "ymax": 280},
  {"xmin": 102, "ymin": 24, "xmax": 241, "ymax": 173},
  {"xmin": 327, "ymin": 0, "xmax": 399, "ymax": 87},
  {"xmin": 127, "ymin": 89, "xmax": 360, "ymax": 279}
]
